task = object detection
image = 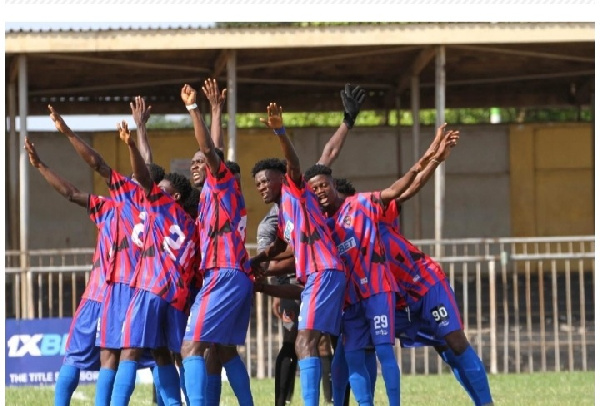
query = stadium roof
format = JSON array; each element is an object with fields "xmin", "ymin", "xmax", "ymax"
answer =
[{"xmin": 5, "ymin": 22, "xmax": 595, "ymax": 116}]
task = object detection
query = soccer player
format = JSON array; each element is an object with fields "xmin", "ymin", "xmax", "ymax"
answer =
[
  {"xmin": 376, "ymin": 128, "xmax": 494, "ymax": 406},
  {"xmin": 304, "ymin": 132, "xmax": 443, "ymax": 405},
  {"xmin": 110, "ymin": 121, "xmax": 198, "ymax": 406},
  {"xmin": 249, "ymin": 103, "xmax": 347, "ymax": 406},
  {"xmin": 180, "ymin": 81, "xmax": 254, "ymax": 406},
  {"xmin": 47, "ymin": 105, "xmax": 162, "ymax": 405},
  {"xmin": 24, "ymin": 138, "xmax": 116, "ymax": 406}
]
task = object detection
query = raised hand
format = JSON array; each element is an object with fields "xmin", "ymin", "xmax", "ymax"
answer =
[
  {"xmin": 436, "ymin": 129, "xmax": 460, "ymax": 161},
  {"xmin": 48, "ymin": 105, "xmax": 70, "ymax": 134},
  {"xmin": 180, "ymin": 84, "xmax": 197, "ymax": 106},
  {"xmin": 340, "ymin": 83, "xmax": 366, "ymax": 128},
  {"xmin": 130, "ymin": 96, "xmax": 152, "ymax": 126},
  {"xmin": 259, "ymin": 103, "xmax": 284, "ymax": 130},
  {"xmin": 24, "ymin": 137, "xmax": 42, "ymax": 168},
  {"xmin": 202, "ymin": 78, "xmax": 227, "ymax": 111},
  {"xmin": 117, "ymin": 120, "xmax": 133, "ymax": 145}
]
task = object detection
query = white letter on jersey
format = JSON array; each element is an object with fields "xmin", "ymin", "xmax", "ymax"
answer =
[
  {"xmin": 163, "ymin": 224, "xmax": 185, "ymax": 261},
  {"xmin": 131, "ymin": 211, "xmax": 147, "ymax": 248}
]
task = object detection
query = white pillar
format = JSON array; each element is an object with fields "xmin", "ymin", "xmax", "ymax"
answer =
[
  {"xmin": 8, "ymin": 82, "xmax": 19, "ymax": 251},
  {"xmin": 434, "ymin": 46, "xmax": 446, "ymax": 257},
  {"xmin": 18, "ymin": 55, "xmax": 33, "ymax": 318},
  {"xmin": 411, "ymin": 75, "xmax": 422, "ymax": 239},
  {"xmin": 226, "ymin": 51, "xmax": 237, "ymax": 162}
]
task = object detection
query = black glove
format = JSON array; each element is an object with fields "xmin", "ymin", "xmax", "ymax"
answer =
[{"xmin": 340, "ymin": 83, "xmax": 366, "ymax": 129}]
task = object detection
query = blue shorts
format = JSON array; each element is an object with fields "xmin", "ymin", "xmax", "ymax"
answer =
[
  {"xmin": 342, "ymin": 292, "xmax": 396, "ymax": 351},
  {"xmin": 96, "ymin": 282, "xmax": 134, "ymax": 349},
  {"xmin": 298, "ymin": 270, "xmax": 345, "ymax": 335},
  {"xmin": 184, "ymin": 268, "xmax": 253, "ymax": 346},
  {"xmin": 395, "ymin": 278, "xmax": 463, "ymax": 346},
  {"xmin": 64, "ymin": 299, "xmax": 101, "ymax": 370},
  {"xmin": 122, "ymin": 289, "xmax": 187, "ymax": 353}
]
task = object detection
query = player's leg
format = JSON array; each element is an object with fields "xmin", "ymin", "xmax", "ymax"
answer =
[
  {"xmin": 152, "ymin": 348, "xmax": 182, "ymax": 406},
  {"xmin": 341, "ymin": 302, "xmax": 372, "ymax": 406},
  {"xmin": 215, "ymin": 270, "xmax": 255, "ymax": 406},
  {"xmin": 364, "ymin": 347, "xmax": 377, "ymax": 398},
  {"xmin": 296, "ymin": 270, "xmax": 345, "ymax": 406},
  {"xmin": 56, "ymin": 298, "xmax": 102, "ymax": 406},
  {"xmin": 424, "ymin": 279, "xmax": 493, "ymax": 406},
  {"xmin": 276, "ymin": 297, "xmax": 299, "ymax": 406},
  {"xmin": 172, "ymin": 352, "xmax": 190, "ymax": 406},
  {"xmin": 95, "ymin": 282, "xmax": 135, "ymax": 406},
  {"xmin": 330, "ymin": 335, "xmax": 350, "ymax": 406},
  {"xmin": 112, "ymin": 289, "xmax": 168, "ymax": 406},
  {"xmin": 204, "ymin": 345, "xmax": 222, "ymax": 406},
  {"xmin": 319, "ymin": 335, "xmax": 334, "ymax": 403},
  {"xmin": 366, "ymin": 292, "xmax": 399, "ymax": 406}
]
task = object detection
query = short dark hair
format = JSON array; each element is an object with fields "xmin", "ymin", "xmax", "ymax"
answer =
[
  {"xmin": 225, "ymin": 160, "xmax": 241, "ymax": 175},
  {"xmin": 147, "ymin": 163, "xmax": 165, "ymax": 184},
  {"xmin": 304, "ymin": 163, "xmax": 332, "ymax": 182},
  {"xmin": 251, "ymin": 158, "xmax": 287, "ymax": 177},
  {"xmin": 334, "ymin": 177, "xmax": 356, "ymax": 196},
  {"xmin": 183, "ymin": 187, "xmax": 200, "ymax": 218},
  {"xmin": 163, "ymin": 172, "xmax": 192, "ymax": 202}
]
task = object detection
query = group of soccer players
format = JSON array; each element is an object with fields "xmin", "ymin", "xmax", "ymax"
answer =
[{"xmin": 25, "ymin": 78, "xmax": 494, "ymax": 406}]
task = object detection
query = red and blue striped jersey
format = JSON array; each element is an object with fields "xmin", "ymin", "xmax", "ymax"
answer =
[
  {"xmin": 326, "ymin": 192, "xmax": 398, "ymax": 305},
  {"xmin": 132, "ymin": 183, "xmax": 199, "ymax": 311},
  {"xmin": 278, "ymin": 174, "xmax": 345, "ymax": 284},
  {"xmin": 83, "ymin": 194, "xmax": 117, "ymax": 302},
  {"xmin": 106, "ymin": 170, "xmax": 147, "ymax": 284},
  {"xmin": 380, "ymin": 200, "xmax": 446, "ymax": 308},
  {"xmin": 197, "ymin": 160, "xmax": 250, "ymax": 275}
]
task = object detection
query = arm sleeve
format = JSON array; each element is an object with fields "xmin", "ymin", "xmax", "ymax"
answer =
[
  {"xmin": 88, "ymin": 194, "xmax": 117, "ymax": 227},
  {"xmin": 205, "ymin": 160, "xmax": 236, "ymax": 192},
  {"xmin": 107, "ymin": 169, "xmax": 146, "ymax": 206},
  {"xmin": 256, "ymin": 205, "xmax": 280, "ymax": 253}
]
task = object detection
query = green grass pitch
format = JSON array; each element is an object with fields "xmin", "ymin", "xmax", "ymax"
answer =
[{"xmin": 4, "ymin": 371, "xmax": 594, "ymax": 405}]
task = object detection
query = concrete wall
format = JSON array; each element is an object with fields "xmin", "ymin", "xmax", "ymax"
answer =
[
  {"xmin": 9, "ymin": 122, "xmax": 592, "ymax": 250},
  {"xmin": 13, "ymin": 132, "xmax": 97, "ymax": 250}
]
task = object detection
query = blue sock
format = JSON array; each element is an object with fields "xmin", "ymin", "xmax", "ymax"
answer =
[
  {"xmin": 298, "ymin": 357, "xmax": 321, "ymax": 406},
  {"xmin": 365, "ymin": 350, "xmax": 378, "ymax": 398},
  {"xmin": 183, "ymin": 356, "xmax": 206, "ymax": 406},
  {"xmin": 155, "ymin": 382, "xmax": 166, "ymax": 406},
  {"xmin": 374, "ymin": 344, "xmax": 400, "ymax": 406},
  {"xmin": 223, "ymin": 355, "xmax": 254, "ymax": 406},
  {"xmin": 454, "ymin": 346, "xmax": 493, "ymax": 406},
  {"xmin": 440, "ymin": 348, "xmax": 476, "ymax": 403},
  {"xmin": 178, "ymin": 363, "xmax": 190, "ymax": 406},
  {"xmin": 206, "ymin": 374, "xmax": 222, "ymax": 406},
  {"xmin": 344, "ymin": 350, "xmax": 371, "ymax": 406},
  {"xmin": 111, "ymin": 360, "xmax": 138, "ymax": 406},
  {"xmin": 95, "ymin": 367, "xmax": 116, "ymax": 406},
  {"xmin": 153, "ymin": 364, "xmax": 182, "ymax": 406},
  {"xmin": 331, "ymin": 342, "xmax": 349, "ymax": 406},
  {"xmin": 55, "ymin": 364, "xmax": 80, "ymax": 406}
]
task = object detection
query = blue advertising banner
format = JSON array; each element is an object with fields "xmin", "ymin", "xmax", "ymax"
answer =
[{"xmin": 5, "ymin": 318, "xmax": 99, "ymax": 386}]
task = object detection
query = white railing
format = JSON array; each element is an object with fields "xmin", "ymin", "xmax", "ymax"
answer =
[{"xmin": 4, "ymin": 236, "xmax": 595, "ymax": 376}]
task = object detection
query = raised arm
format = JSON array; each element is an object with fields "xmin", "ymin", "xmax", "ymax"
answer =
[
  {"xmin": 202, "ymin": 79, "xmax": 227, "ymax": 150},
  {"xmin": 48, "ymin": 105, "xmax": 111, "ymax": 179},
  {"xmin": 118, "ymin": 120, "xmax": 153, "ymax": 195},
  {"xmin": 317, "ymin": 84, "xmax": 366, "ymax": 167},
  {"xmin": 130, "ymin": 96, "xmax": 153, "ymax": 164},
  {"xmin": 260, "ymin": 103, "xmax": 302, "ymax": 185},
  {"xmin": 24, "ymin": 137, "xmax": 88, "ymax": 207},
  {"xmin": 181, "ymin": 83, "xmax": 221, "ymax": 174},
  {"xmin": 397, "ymin": 125, "xmax": 460, "ymax": 203}
]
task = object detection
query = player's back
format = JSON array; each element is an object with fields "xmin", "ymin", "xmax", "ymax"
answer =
[
  {"xmin": 197, "ymin": 161, "xmax": 249, "ymax": 275},
  {"xmin": 134, "ymin": 184, "xmax": 198, "ymax": 311},
  {"xmin": 327, "ymin": 192, "xmax": 398, "ymax": 305},
  {"xmin": 106, "ymin": 170, "xmax": 147, "ymax": 285}
]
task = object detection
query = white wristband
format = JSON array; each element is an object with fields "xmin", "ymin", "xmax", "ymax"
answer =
[{"xmin": 186, "ymin": 103, "xmax": 198, "ymax": 111}]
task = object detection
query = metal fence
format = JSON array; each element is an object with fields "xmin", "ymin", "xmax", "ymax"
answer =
[{"xmin": 4, "ymin": 236, "xmax": 595, "ymax": 377}]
